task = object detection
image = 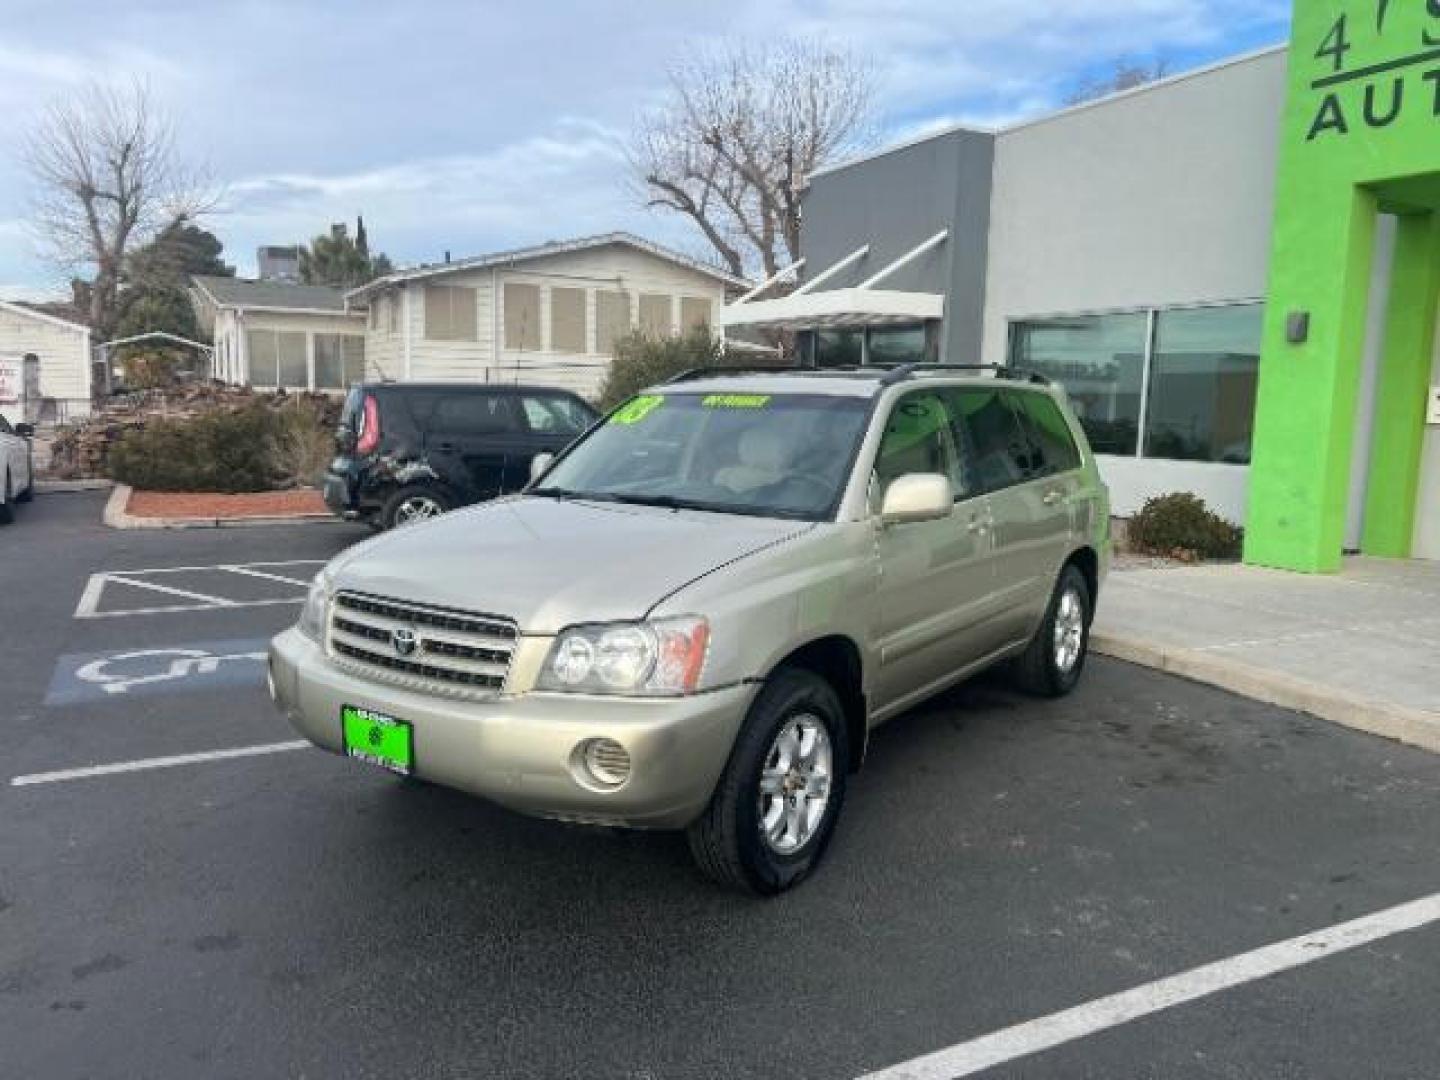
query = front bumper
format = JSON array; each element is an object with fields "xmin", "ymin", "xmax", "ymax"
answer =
[{"xmin": 268, "ymin": 627, "xmax": 753, "ymax": 829}]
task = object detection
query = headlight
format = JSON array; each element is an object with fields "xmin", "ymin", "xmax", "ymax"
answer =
[
  {"xmin": 298, "ymin": 573, "xmax": 329, "ymax": 641},
  {"xmin": 537, "ymin": 616, "xmax": 709, "ymax": 696}
]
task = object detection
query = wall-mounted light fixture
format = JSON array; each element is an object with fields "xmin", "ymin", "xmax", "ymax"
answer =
[{"xmin": 1286, "ymin": 311, "xmax": 1310, "ymax": 344}]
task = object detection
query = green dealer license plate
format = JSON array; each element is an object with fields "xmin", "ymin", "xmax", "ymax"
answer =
[{"xmin": 341, "ymin": 705, "xmax": 413, "ymax": 776}]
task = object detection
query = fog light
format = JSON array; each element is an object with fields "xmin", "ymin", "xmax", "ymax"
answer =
[{"xmin": 576, "ymin": 738, "xmax": 631, "ymax": 789}]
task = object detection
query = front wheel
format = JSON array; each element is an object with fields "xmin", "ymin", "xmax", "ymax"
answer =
[
  {"xmin": 1010, "ymin": 563, "xmax": 1091, "ymax": 697},
  {"xmin": 381, "ymin": 485, "xmax": 451, "ymax": 529},
  {"xmin": 687, "ymin": 669, "xmax": 849, "ymax": 895},
  {"xmin": 0, "ymin": 472, "xmax": 13, "ymax": 525}
]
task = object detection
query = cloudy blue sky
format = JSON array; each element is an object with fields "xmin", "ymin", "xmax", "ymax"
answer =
[{"xmin": 0, "ymin": 0, "xmax": 1290, "ymax": 298}]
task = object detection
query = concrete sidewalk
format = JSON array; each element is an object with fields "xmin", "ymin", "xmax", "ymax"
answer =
[{"xmin": 1093, "ymin": 556, "xmax": 1440, "ymax": 753}]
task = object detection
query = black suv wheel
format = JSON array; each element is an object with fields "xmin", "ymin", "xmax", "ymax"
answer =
[{"xmin": 382, "ymin": 485, "xmax": 451, "ymax": 529}]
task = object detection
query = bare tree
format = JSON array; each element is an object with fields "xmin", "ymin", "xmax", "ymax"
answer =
[
  {"xmin": 632, "ymin": 41, "xmax": 875, "ymax": 280},
  {"xmin": 24, "ymin": 81, "xmax": 214, "ymax": 338},
  {"xmin": 1066, "ymin": 59, "xmax": 1170, "ymax": 106}
]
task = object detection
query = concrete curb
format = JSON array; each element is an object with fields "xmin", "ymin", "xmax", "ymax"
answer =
[
  {"xmin": 35, "ymin": 479, "xmax": 114, "ymax": 494},
  {"xmin": 1091, "ymin": 630, "xmax": 1440, "ymax": 755},
  {"xmin": 102, "ymin": 483, "xmax": 339, "ymax": 531}
]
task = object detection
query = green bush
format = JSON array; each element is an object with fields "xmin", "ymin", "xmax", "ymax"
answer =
[
  {"xmin": 267, "ymin": 399, "xmax": 335, "ymax": 489},
  {"xmin": 598, "ymin": 326, "xmax": 734, "ymax": 411},
  {"xmin": 1127, "ymin": 492, "xmax": 1243, "ymax": 561},
  {"xmin": 108, "ymin": 404, "xmax": 279, "ymax": 492}
]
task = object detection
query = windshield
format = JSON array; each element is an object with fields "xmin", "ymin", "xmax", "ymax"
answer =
[{"xmin": 533, "ymin": 391, "xmax": 872, "ymax": 520}]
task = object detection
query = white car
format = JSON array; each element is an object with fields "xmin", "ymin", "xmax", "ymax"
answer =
[{"xmin": 0, "ymin": 415, "xmax": 35, "ymax": 525}]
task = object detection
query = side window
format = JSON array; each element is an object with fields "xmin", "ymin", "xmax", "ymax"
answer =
[
  {"xmin": 944, "ymin": 388, "xmax": 1032, "ymax": 493},
  {"xmin": 873, "ymin": 392, "xmax": 962, "ymax": 501},
  {"xmin": 521, "ymin": 394, "xmax": 590, "ymax": 436},
  {"xmin": 432, "ymin": 394, "xmax": 518, "ymax": 436},
  {"xmin": 1009, "ymin": 391, "xmax": 1082, "ymax": 475},
  {"xmin": 0, "ymin": 415, "xmax": 11, "ymax": 435}
]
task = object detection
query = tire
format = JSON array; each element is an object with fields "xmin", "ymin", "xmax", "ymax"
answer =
[
  {"xmin": 1010, "ymin": 563, "xmax": 1091, "ymax": 697},
  {"xmin": 16, "ymin": 465, "xmax": 34, "ymax": 503},
  {"xmin": 0, "ymin": 472, "xmax": 13, "ymax": 525},
  {"xmin": 687, "ymin": 668, "xmax": 850, "ymax": 896},
  {"xmin": 381, "ymin": 485, "xmax": 451, "ymax": 530}
]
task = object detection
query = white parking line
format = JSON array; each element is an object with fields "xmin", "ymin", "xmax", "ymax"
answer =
[
  {"xmin": 102, "ymin": 573, "xmax": 238, "ymax": 607},
  {"xmin": 857, "ymin": 892, "xmax": 1440, "ymax": 1080},
  {"xmin": 73, "ymin": 559, "xmax": 325, "ymax": 619},
  {"xmin": 221, "ymin": 564, "xmax": 314, "ymax": 587},
  {"xmin": 10, "ymin": 741, "xmax": 310, "ymax": 787}
]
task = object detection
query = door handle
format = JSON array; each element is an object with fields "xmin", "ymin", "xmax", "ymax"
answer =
[
  {"xmin": 1042, "ymin": 489, "xmax": 1065, "ymax": 506},
  {"xmin": 966, "ymin": 518, "xmax": 989, "ymax": 534}
]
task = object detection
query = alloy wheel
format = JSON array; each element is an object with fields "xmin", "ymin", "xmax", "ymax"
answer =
[
  {"xmin": 757, "ymin": 714, "xmax": 833, "ymax": 855},
  {"xmin": 394, "ymin": 496, "xmax": 444, "ymax": 525},
  {"xmin": 1053, "ymin": 586, "xmax": 1085, "ymax": 673}
]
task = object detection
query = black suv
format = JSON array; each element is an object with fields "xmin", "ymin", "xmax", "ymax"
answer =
[{"xmin": 324, "ymin": 383, "xmax": 598, "ymax": 529}]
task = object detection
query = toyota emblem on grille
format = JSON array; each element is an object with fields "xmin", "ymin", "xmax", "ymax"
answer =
[{"xmin": 391, "ymin": 627, "xmax": 418, "ymax": 657}]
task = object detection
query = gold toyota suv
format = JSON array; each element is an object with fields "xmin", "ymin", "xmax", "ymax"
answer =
[{"xmin": 269, "ymin": 365, "xmax": 1111, "ymax": 894}]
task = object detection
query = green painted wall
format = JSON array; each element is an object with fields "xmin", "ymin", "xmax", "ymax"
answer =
[
  {"xmin": 1246, "ymin": 0, "xmax": 1440, "ymax": 571},
  {"xmin": 1362, "ymin": 212, "xmax": 1440, "ymax": 555}
]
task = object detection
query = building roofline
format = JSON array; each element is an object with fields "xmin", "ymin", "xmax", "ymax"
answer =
[
  {"xmin": 0, "ymin": 299, "xmax": 90, "ymax": 334},
  {"xmin": 345, "ymin": 231, "xmax": 750, "ymax": 303},
  {"xmin": 998, "ymin": 42, "xmax": 1288, "ymax": 136},
  {"xmin": 190, "ymin": 275, "xmax": 360, "ymax": 317},
  {"xmin": 808, "ymin": 123, "xmax": 997, "ymax": 182},
  {"xmin": 806, "ymin": 42, "xmax": 1289, "ymax": 183}
]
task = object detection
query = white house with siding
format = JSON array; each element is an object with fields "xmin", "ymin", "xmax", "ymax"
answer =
[
  {"xmin": 190, "ymin": 277, "xmax": 370, "ymax": 392},
  {"xmin": 346, "ymin": 233, "xmax": 748, "ymax": 399},
  {"xmin": 0, "ymin": 300, "xmax": 92, "ymax": 426}
]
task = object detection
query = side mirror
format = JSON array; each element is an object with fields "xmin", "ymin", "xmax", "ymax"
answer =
[
  {"xmin": 880, "ymin": 473, "xmax": 953, "ymax": 526},
  {"xmin": 529, "ymin": 452, "xmax": 555, "ymax": 483},
  {"xmin": 14, "ymin": 423, "xmax": 34, "ymax": 439}
]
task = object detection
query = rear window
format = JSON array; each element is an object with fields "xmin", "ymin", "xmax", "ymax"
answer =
[
  {"xmin": 520, "ymin": 394, "xmax": 594, "ymax": 435},
  {"xmin": 430, "ymin": 393, "xmax": 518, "ymax": 435},
  {"xmin": 1007, "ymin": 391, "xmax": 1083, "ymax": 475}
]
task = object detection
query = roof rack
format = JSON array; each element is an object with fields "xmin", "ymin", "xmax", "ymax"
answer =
[
  {"xmin": 666, "ymin": 365, "xmax": 796, "ymax": 384},
  {"xmin": 877, "ymin": 363, "xmax": 1052, "ymax": 387},
  {"xmin": 663, "ymin": 362, "xmax": 1052, "ymax": 387}
]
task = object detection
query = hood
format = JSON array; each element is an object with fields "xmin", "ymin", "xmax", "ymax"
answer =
[{"xmin": 329, "ymin": 496, "xmax": 812, "ymax": 634}]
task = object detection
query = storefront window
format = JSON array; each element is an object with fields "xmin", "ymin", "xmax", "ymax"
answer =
[
  {"xmin": 1010, "ymin": 312, "xmax": 1148, "ymax": 456},
  {"xmin": 1145, "ymin": 305, "xmax": 1262, "ymax": 464},
  {"xmin": 814, "ymin": 330, "xmax": 863, "ymax": 368},
  {"xmin": 868, "ymin": 326, "xmax": 929, "ymax": 366}
]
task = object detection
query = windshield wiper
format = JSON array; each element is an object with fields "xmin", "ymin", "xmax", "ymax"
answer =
[
  {"xmin": 599, "ymin": 493, "xmax": 707, "ymax": 511},
  {"xmin": 601, "ymin": 493, "xmax": 814, "ymax": 519},
  {"xmin": 527, "ymin": 486, "xmax": 625, "ymax": 504}
]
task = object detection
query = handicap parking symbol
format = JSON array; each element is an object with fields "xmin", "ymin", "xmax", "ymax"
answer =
[{"xmin": 46, "ymin": 638, "xmax": 272, "ymax": 706}]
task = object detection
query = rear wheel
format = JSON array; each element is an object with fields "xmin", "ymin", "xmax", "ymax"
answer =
[
  {"xmin": 0, "ymin": 472, "xmax": 13, "ymax": 525},
  {"xmin": 381, "ymin": 485, "xmax": 451, "ymax": 529},
  {"xmin": 687, "ymin": 668, "xmax": 849, "ymax": 895},
  {"xmin": 1010, "ymin": 563, "xmax": 1091, "ymax": 697},
  {"xmin": 16, "ymin": 463, "xmax": 33, "ymax": 502}
]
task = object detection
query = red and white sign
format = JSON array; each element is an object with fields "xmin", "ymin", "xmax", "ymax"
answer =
[{"xmin": 0, "ymin": 357, "xmax": 21, "ymax": 404}]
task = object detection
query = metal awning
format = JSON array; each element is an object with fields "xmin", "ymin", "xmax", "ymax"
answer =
[
  {"xmin": 720, "ymin": 230, "xmax": 947, "ymax": 332},
  {"xmin": 720, "ymin": 287, "xmax": 944, "ymax": 331}
]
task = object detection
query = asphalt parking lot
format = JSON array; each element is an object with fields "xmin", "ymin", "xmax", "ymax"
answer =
[{"xmin": 4, "ymin": 490, "xmax": 1440, "ymax": 1079}]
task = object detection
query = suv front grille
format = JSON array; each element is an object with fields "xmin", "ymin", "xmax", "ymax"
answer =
[{"xmin": 327, "ymin": 591, "xmax": 518, "ymax": 699}]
